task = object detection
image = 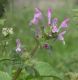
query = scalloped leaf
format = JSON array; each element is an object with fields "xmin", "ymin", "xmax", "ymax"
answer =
[
  {"xmin": 0, "ymin": 71, "xmax": 12, "ymax": 80},
  {"xmin": 34, "ymin": 61, "xmax": 63, "ymax": 79}
]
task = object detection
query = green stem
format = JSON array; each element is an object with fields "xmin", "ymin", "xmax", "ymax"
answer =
[
  {"xmin": 26, "ymin": 75, "xmax": 62, "ymax": 80},
  {"xmin": 31, "ymin": 37, "xmax": 39, "ymax": 57},
  {"xmin": 12, "ymin": 68, "xmax": 22, "ymax": 80},
  {"xmin": 0, "ymin": 58, "xmax": 16, "ymax": 62}
]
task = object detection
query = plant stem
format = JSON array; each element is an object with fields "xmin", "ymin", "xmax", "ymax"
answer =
[
  {"xmin": 31, "ymin": 37, "xmax": 39, "ymax": 57},
  {"xmin": 26, "ymin": 75, "xmax": 62, "ymax": 80},
  {"xmin": 31, "ymin": 43, "xmax": 39, "ymax": 57},
  {"xmin": 12, "ymin": 68, "xmax": 22, "ymax": 80},
  {"xmin": 0, "ymin": 58, "xmax": 16, "ymax": 62},
  {"xmin": 13, "ymin": 37, "xmax": 39, "ymax": 80}
]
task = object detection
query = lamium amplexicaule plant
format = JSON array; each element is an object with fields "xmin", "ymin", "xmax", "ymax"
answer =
[{"xmin": 1, "ymin": 8, "xmax": 75, "ymax": 80}]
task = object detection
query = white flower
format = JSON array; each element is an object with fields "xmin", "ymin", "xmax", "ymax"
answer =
[
  {"xmin": 16, "ymin": 47, "xmax": 22, "ymax": 53},
  {"xmin": 2, "ymin": 27, "xmax": 14, "ymax": 36},
  {"xmin": 8, "ymin": 28, "xmax": 13, "ymax": 34},
  {"xmin": 16, "ymin": 39, "xmax": 22, "ymax": 53},
  {"xmin": 2, "ymin": 28, "xmax": 8, "ymax": 36}
]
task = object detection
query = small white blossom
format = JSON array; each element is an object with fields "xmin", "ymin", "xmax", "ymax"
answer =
[
  {"xmin": 2, "ymin": 27, "xmax": 14, "ymax": 36},
  {"xmin": 8, "ymin": 28, "xmax": 13, "ymax": 34},
  {"xmin": 16, "ymin": 39, "xmax": 22, "ymax": 53},
  {"xmin": 2, "ymin": 28, "xmax": 8, "ymax": 36},
  {"xmin": 16, "ymin": 47, "xmax": 22, "ymax": 53}
]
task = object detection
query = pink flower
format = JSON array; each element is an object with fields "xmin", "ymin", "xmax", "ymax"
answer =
[
  {"xmin": 48, "ymin": 8, "xmax": 52, "ymax": 25},
  {"xmin": 43, "ymin": 43, "xmax": 49, "ymax": 49},
  {"xmin": 34, "ymin": 8, "xmax": 42, "ymax": 20},
  {"xmin": 58, "ymin": 31, "xmax": 66, "ymax": 45},
  {"xmin": 60, "ymin": 18, "xmax": 69, "ymax": 28},
  {"xmin": 52, "ymin": 26, "xmax": 58, "ymax": 33},
  {"xmin": 30, "ymin": 8, "xmax": 43, "ymax": 25},
  {"xmin": 16, "ymin": 39, "xmax": 22, "ymax": 53},
  {"xmin": 31, "ymin": 17, "xmax": 39, "ymax": 25},
  {"xmin": 52, "ymin": 18, "xmax": 58, "ymax": 26}
]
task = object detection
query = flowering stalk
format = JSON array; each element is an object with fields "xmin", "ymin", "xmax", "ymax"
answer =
[
  {"xmin": 13, "ymin": 7, "xmax": 70, "ymax": 80},
  {"xmin": 30, "ymin": 8, "xmax": 70, "ymax": 48}
]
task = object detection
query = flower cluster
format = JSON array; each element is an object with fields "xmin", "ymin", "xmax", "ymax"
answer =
[
  {"xmin": 2, "ymin": 27, "xmax": 13, "ymax": 36},
  {"xmin": 30, "ymin": 8, "xmax": 69, "ymax": 47}
]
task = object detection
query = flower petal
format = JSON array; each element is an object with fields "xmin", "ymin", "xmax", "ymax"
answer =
[
  {"xmin": 52, "ymin": 18, "xmax": 58, "ymax": 26},
  {"xmin": 30, "ymin": 8, "xmax": 43, "ymax": 25},
  {"xmin": 60, "ymin": 18, "xmax": 69, "ymax": 28},
  {"xmin": 58, "ymin": 31, "xmax": 66, "ymax": 45},
  {"xmin": 52, "ymin": 26, "xmax": 58, "ymax": 33},
  {"xmin": 48, "ymin": 8, "xmax": 52, "ymax": 25}
]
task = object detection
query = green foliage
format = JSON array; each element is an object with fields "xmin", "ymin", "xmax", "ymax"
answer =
[
  {"xmin": 0, "ymin": 0, "xmax": 8, "ymax": 17},
  {"xmin": 72, "ymin": 8, "xmax": 78, "ymax": 23},
  {"xmin": 34, "ymin": 61, "xmax": 63, "ymax": 79},
  {"xmin": 0, "ymin": 71, "xmax": 12, "ymax": 80}
]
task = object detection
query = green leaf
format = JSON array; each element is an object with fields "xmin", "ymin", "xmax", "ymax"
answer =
[
  {"xmin": 0, "ymin": 71, "xmax": 12, "ymax": 80},
  {"xmin": 34, "ymin": 61, "xmax": 63, "ymax": 80},
  {"xmin": 34, "ymin": 61, "xmax": 55, "ymax": 75}
]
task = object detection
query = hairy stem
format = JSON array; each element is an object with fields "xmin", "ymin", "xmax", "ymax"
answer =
[
  {"xmin": 12, "ymin": 68, "xmax": 22, "ymax": 80},
  {"xmin": 31, "ymin": 37, "xmax": 39, "ymax": 57},
  {"xmin": 31, "ymin": 43, "xmax": 39, "ymax": 57}
]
